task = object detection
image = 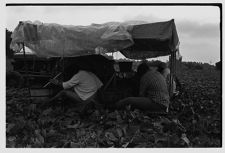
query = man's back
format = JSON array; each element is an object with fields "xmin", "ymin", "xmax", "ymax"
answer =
[
  {"xmin": 63, "ymin": 70, "xmax": 103, "ymax": 100},
  {"xmin": 139, "ymin": 70, "xmax": 170, "ymax": 108}
]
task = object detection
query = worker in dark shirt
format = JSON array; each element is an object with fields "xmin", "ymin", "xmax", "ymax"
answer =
[{"xmin": 115, "ymin": 62, "xmax": 170, "ymax": 112}]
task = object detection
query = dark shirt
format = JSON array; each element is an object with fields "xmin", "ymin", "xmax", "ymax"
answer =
[{"xmin": 139, "ymin": 70, "xmax": 170, "ymax": 108}]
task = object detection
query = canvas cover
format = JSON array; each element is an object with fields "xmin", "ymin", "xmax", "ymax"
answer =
[
  {"xmin": 121, "ymin": 19, "xmax": 180, "ymax": 59},
  {"xmin": 10, "ymin": 19, "xmax": 179, "ymax": 59}
]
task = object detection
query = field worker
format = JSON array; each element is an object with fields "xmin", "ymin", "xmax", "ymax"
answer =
[
  {"xmin": 43, "ymin": 65, "xmax": 103, "ymax": 108},
  {"xmin": 115, "ymin": 62, "xmax": 170, "ymax": 112}
]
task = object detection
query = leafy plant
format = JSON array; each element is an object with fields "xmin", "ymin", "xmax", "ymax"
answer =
[{"xmin": 6, "ymin": 68, "xmax": 221, "ymax": 147}]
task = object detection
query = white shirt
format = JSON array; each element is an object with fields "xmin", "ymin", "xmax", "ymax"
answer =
[{"xmin": 62, "ymin": 70, "xmax": 103, "ymax": 101}]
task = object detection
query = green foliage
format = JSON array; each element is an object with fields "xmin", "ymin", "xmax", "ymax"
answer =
[
  {"xmin": 181, "ymin": 61, "xmax": 215, "ymax": 70},
  {"xmin": 182, "ymin": 62, "xmax": 203, "ymax": 70},
  {"xmin": 215, "ymin": 61, "xmax": 221, "ymax": 70},
  {"xmin": 6, "ymin": 68, "xmax": 221, "ymax": 147}
]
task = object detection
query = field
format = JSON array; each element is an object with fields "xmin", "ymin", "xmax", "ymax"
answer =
[{"xmin": 6, "ymin": 65, "xmax": 222, "ymax": 148}]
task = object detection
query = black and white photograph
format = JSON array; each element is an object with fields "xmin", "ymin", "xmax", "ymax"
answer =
[{"xmin": 4, "ymin": 1, "xmax": 222, "ymax": 149}]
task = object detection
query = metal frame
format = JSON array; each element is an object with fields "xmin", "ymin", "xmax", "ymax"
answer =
[
  {"xmin": 169, "ymin": 50, "xmax": 177, "ymax": 97},
  {"xmin": 21, "ymin": 43, "xmax": 55, "ymax": 100}
]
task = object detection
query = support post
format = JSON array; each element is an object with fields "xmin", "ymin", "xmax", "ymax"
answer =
[
  {"xmin": 22, "ymin": 42, "xmax": 28, "ymax": 84},
  {"xmin": 169, "ymin": 50, "xmax": 176, "ymax": 97},
  {"xmin": 22, "ymin": 43, "xmax": 32, "ymax": 101},
  {"xmin": 169, "ymin": 55, "xmax": 172, "ymax": 97},
  {"xmin": 22, "ymin": 43, "xmax": 26, "ymax": 68},
  {"xmin": 62, "ymin": 38, "xmax": 65, "ymax": 81}
]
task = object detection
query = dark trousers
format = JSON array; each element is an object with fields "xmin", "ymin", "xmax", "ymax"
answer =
[{"xmin": 115, "ymin": 97, "xmax": 167, "ymax": 111}]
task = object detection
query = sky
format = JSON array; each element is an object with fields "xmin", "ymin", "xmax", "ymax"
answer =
[{"xmin": 6, "ymin": 5, "xmax": 221, "ymax": 64}]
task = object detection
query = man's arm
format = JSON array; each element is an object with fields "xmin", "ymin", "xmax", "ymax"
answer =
[
  {"xmin": 50, "ymin": 79, "xmax": 63, "ymax": 88},
  {"xmin": 62, "ymin": 73, "xmax": 80, "ymax": 89}
]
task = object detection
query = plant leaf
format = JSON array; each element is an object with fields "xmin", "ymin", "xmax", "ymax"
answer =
[
  {"xmin": 181, "ymin": 133, "xmax": 190, "ymax": 146},
  {"xmin": 67, "ymin": 122, "xmax": 80, "ymax": 129},
  {"xmin": 8, "ymin": 136, "xmax": 16, "ymax": 141},
  {"xmin": 122, "ymin": 142, "xmax": 130, "ymax": 148},
  {"xmin": 6, "ymin": 123, "xmax": 15, "ymax": 133},
  {"xmin": 70, "ymin": 142, "xmax": 80, "ymax": 148},
  {"xmin": 116, "ymin": 128, "xmax": 123, "ymax": 138},
  {"xmin": 42, "ymin": 108, "xmax": 52, "ymax": 115},
  {"xmin": 154, "ymin": 134, "xmax": 168, "ymax": 144},
  {"xmin": 105, "ymin": 132, "xmax": 118, "ymax": 142}
]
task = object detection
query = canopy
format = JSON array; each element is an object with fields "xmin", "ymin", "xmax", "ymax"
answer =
[
  {"xmin": 10, "ymin": 19, "xmax": 180, "ymax": 59},
  {"xmin": 121, "ymin": 19, "xmax": 180, "ymax": 59}
]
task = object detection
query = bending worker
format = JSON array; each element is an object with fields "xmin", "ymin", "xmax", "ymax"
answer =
[
  {"xmin": 44, "ymin": 65, "xmax": 103, "ymax": 108},
  {"xmin": 115, "ymin": 62, "xmax": 170, "ymax": 112}
]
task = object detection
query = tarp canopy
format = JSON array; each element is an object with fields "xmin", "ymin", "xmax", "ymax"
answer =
[
  {"xmin": 121, "ymin": 19, "xmax": 180, "ymax": 59},
  {"xmin": 10, "ymin": 19, "xmax": 179, "ymax": 59}
]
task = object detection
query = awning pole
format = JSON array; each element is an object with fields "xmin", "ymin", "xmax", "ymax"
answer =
[
  {"xmin": 62, "ymin": 38, "xmax": 65, "ymax": 80},
  {"xmin": 22, "ymin": 43, "xmax": 31, "ymax": 100},
  {"xmin": 169, "ymin": 51, "xmax": 176, "ymax": 97},
  {"xmin": 169, "ymin": 55, "xmax": 172, "ymax": 97},
  {"xmin": 22, "ymin": 42, "xmax": 28, "ymax": 79},
  {"xmin": 174, "ymin": 51, "xmax": 177, "ymax": 77},
  {"xmin": 22, "ymin": 43, "xmax": 26, "ymax": 67}
]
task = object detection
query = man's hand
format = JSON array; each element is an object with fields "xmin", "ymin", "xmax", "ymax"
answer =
[{"xmin": 50, "ymin": 79, "xmax": 60, "ymax": 86}]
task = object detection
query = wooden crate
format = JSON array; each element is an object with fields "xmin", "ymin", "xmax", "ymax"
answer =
[{"xmin": 29, "ymin": 88, "xmax": 53, "ymax": 101}]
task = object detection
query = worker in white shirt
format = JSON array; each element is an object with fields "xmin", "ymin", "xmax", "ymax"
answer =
[{"xmin": 46, "ymin": 65, "xmax": 103, "ymax": 107}]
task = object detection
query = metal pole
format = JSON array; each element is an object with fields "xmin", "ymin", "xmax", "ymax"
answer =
[
  {"xmin": 171, "ymin": 53, "xmax": 174, "ymax": 97},
  {"xmin": 172, "ymin": 51, "xmax": 175, "ymax": 95},
  {"xmin": 172, "ymin": 51, "xmax": 177, "ymax": 94},
  {"xmin": 22, "ymin": 43, "xmax": 26, "ymax": 67},
  {"xmin": 174, "ymin": 50, "xmax": 177, "ymax": 77},
  {"xmin": 22, "ymin": 42, "xmax": 28, "ymax": 80},
  {"xmin": 169, "ymin": 51, "xmax": 175, "ymax": 97},
  {"xmin": 169, "ymin": 55, "xmax": 172, "ymax": 97},
  {"xmin": 23, "ymin": 43, "xmax": 32, "ymax": 101},
  {"xmin": 61, "ymin": 38, "xmax": 65, "ymax": 81}
]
